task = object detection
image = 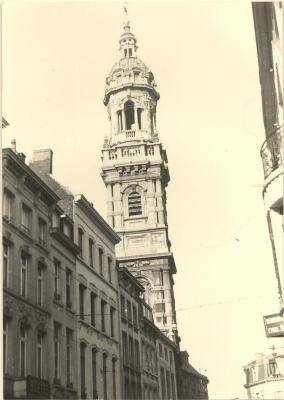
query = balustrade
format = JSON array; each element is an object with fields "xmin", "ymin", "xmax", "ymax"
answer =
[{"xmin": 261, "ymin": 126, "xmax": 283, "ymax": 179}]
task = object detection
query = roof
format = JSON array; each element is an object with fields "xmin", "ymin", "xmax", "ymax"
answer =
[{"xmin": 74, "ymin": 194, "xmax": 120, "ymax": 245}]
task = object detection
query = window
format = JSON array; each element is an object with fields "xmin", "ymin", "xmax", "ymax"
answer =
[
  {"xmin": 37, "ymin": 333, "xmax": 43, "ymax": 378},
  {"xmin": 90, "ymin": 293, "xmax": 96, "ymax": 326},
  {"xmin": 160, "ymin": 367, "xmax": 166, "ymax": 399},
  {"xmin": 103, "ymin": 354, "xmax": 108, "ymax": 400},
  {"xmin": 3, "ymin": 190, "xmax": 14, "ymax": 221},
  {"xmin": 66, "ymin": 329, "xmax": 72, "ymax": 386},
  {"xmin": 101, "ymin": 300, "xmax": 106, "ymax": 332},
  {"xmin": 117, "ymin": 110, "xmax": 123, "ymax": 132},
  {"xmin": 171, "ymin": 373, "xmax": 176, "ymax": 399},
  {"xmin": 169, "ymin": 351, "xmax": 173, "ymax": 365},
  {"xmin": 63, "ymin": 221, "xmax": 72, "ymax": 239},
  {"xmin": 154, "ymin": 303, "xmax": 165, "ymax": 313},
  {"xmin": 54, "ymin": 259, "xmax": 61, "ymax": 300},
  {"xmin": 124, "ymin": 48, "xmax": 127, "ymax": 57},
  {"xmin": 21, "ymin": 204, "xmax": 32, "ymax": 233},
  {"xmin": 121, "ymin": 295, "xmax": 126, "ymax": 319},
  {"xmin": 79, "ymin": 284, "xmax": 86, "ymax": 320},
  {"xmin": 3, "ymin": 320, "xmax": 7, "ymax": 374},
  {"xmin": 110, "ymin": 307, "xmax": 115, "ymax": 337},
  {"xmin": 107, "ymin": 257, "xmax": 112, "ymax": 283},
  {"xmin": 20, "ymin": 325, "xmax": 27, "ymax": 377},
  {"xmin": 129, "ymin": 48, "xmax": 132, "ymax": 56},
  {"xmin": 124, "ymin": 100, "xmax": 135, "ymax": 130},
  {"xmin": 135, "ymin": 340, "xmax": 140, "ymax": 370},
  {"xmin": 66, "ymin": 269, "xmax": 72, "ymax": 308},
  {"xmin": 127, "ymin": 300, "xmax": 132, "ymax": 323},
  {"xmin": 129, "ymin": 337, "xmax": 134, "ymax": 366},
  {"xmin": 52, "ymin": 212, "xmax": 60, "ymax": 228},
  {"xmin": 89, "ymin": 239, "xmax": 94, "ymax": 267},
  {"xmin": 137, "ymin": 108, "xmax": 142, "ymax": 130},
  {"xmin": 3, "ymin": 244, "xmax": 9, "ymax": 288},
  {"xmin": 128, "ymin": 191, "xmax": 142, "ymax": 216},
  {"xmin": 112, "ymin": 358, "xmax": 116, "ymax": 399},
  {"xmin": 80, "ymin": 342, "xmax": 86, "ymax": 398},
  {"xmin": 54, "ymin": 323, "xmax": 60, "ymax": 380},
  {"xmin": 159, "ymin": 343, "xmax": 163, "ymax": 358},
  {"xmin": 38, "ymin": 218, "xmax": 47, "ymax": 246},
  {"xmin": 78, "ymin": 228, "xmax": 84, "ymax": 257},
  {"xmin": 99, "ymin": 248, "xmax": 103, "ymax": 275},
  {"xmin": 92, "ymin": 349, "xmax": 97, "ymax": 399},
  {"xmin": 122, "ymin": 332, "xmax": 128, "ymax": 363},
  {"xmin": 165, "ymin": 347, "xmax": 168, "ymax": 361},
  {"xmin": 37, "ymin": 265, "xmax": 43, "ymax": 306},
  {"xmin": 166, "ymin": 370, "xmax": 170, "ymax": 399},
  {"xmin": 133, "ymin": 305, "xmax": 138, "ymax": 326},
  {"xmin": 20, "ymin": 255, "xmax": 28, "ymax": 297}
]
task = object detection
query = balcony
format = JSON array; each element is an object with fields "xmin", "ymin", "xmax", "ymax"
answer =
[
  {"xmin": 13, "ymin": 375, "xmax": 50, "ymax": 399},
  {"xmin": 260, "ymin": 126, "xmax": 283, "ymax": 179},
  {"xmin": 109, "ymin": 129, "xmax": 152, "ymax": 146}
]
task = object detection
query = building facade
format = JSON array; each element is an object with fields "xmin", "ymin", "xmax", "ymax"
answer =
[
  {"xmin": 175, "ymin": 351, "xmax": 209, "ymax": 400},
  {"xmin": 252, "ymin": 2, "xmax": 283, "ymax": 318},
  {"xmin": 3, "ymin": 146, "xmax": 79, "ymax": 399},
  {"xmin": 74, "ymin": 194, "xmax": 121, "ymax": 400},
  {"xmin": 30, "ymin": 150, "xmax": 123, "ymax": 400},
  {"xmin": 101, "ymin": 20, "xmax": 178, "ymax": 343},
  {"xmin": 243, "ymin": 351, "xmax": 284, "ymax": 400},
  {"xmin": 118, "ymin": 266, "xmax": 144, "ymax": 399}
]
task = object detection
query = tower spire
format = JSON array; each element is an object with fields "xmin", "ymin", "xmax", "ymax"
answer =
[{"xmin": 119, "ymin": 2, "xmax": 137, "ymax": 58}]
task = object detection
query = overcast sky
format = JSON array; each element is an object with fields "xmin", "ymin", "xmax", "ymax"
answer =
[{"xmin": 2, "ymin": 1, "xmax": 283, "ymax": 399}]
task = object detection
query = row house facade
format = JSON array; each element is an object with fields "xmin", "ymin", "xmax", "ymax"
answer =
[
  {"xmin": 29, "ymin": 150, "xmax": 122, "ymax": 400},
  {"xmin": 118, "ymin": 266, "xmax": 178, "ymax": 400},
  {"xmin": 74, "ymin": 194, "xmax": 121, "ymax": 400},
  {"xmin": 3, "ymin": 146, "xmax": 79, "ymax": 399}
]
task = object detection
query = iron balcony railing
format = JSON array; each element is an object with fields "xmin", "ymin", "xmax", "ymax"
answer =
[{"xmin": 260, "ymin": 126, "xmax": 283, "ymax": 179}]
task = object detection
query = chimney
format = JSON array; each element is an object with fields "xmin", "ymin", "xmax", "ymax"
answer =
[{"xmin": 29, "ymin": 149, "xmax": 53, "ymax": 174}]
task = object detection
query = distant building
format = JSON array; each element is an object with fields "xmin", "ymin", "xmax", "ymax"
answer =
[
  {"xmin": 243, "ymin": 351, "xmax": 284, "ymax": 399},
  {"xmin": 252, "ymin": 2, "xmax": 283, "ymax": 321},
  {"xmin": 175, "ymin": 351, "xmax": 209, "ymax": 400}
]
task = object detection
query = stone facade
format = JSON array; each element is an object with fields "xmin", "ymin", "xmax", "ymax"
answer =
[
  {"xmin": 3, "ymin": 147, "xmax": 78, "ymax": 399},
  {"xmin": 101, "ymin": 20, "xmax": 178, "ymax": 344},
  {"xmin": 243, "ymin": 352, "xmax": 284, "ymax": 399},
  {"xmin": 252, "ymin": 2, "xmax": 283, "ymax": 316},
  {"xmin": 101, "ymin": 19, "xmax": 209, "ymax": 399},
  {"xmin": 74, "ymin": 195, "xmax": 121, "ymax": 400}
]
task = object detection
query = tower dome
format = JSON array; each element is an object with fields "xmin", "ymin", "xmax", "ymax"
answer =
[{"xmin": 104, "ymin": 21, "xmax": 159, "ymax": 106}]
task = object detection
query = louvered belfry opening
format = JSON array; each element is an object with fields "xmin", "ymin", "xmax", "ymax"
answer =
[{"xmin": 128, "ymin": 191, "xmax": 142, "ymax": 216}]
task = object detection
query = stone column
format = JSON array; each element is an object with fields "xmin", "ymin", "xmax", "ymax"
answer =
[
  {"xmin": 106, "ymin": 184, "xmax": 113, "ymax": 227},
  {"xmin": 156, "ymin": 179, "xmax": 165, "ymax": 224},
  {"xmin": 113, "ymin": 183, "xmax": 122, "ymax": 228},
  {"xmin": 163, "ymin": 270, "xmax": 173, "ymax": 326},
  {"xmin": 147, "ymin": 180, "xmax": 156, "ymax": 226}
]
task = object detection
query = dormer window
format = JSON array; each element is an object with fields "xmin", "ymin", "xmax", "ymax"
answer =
[{"xmin": 128, "ymin": 191, "xmax": 142, "ymax": 217}]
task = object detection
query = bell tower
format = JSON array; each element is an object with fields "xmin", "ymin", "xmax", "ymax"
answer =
[{"xmin": 101, "ymin": 19, "xmax": 178, "ymax": 342}]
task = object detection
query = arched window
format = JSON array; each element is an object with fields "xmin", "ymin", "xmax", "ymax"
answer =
[
  {"xmin": 128, "ymin": 191, "xmax": 142, "ymax": 217},
  {"xmin": 124, "ymin": 100, "xmax": 135, "ymax": 130}
]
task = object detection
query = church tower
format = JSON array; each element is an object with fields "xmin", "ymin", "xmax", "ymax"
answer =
[{"xmin": 101, "ymin": 20, "xmax": 178, "ymax": 342}]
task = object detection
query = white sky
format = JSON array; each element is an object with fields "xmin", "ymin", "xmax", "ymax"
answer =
[{"xmin": 2, "ymin": 1, "xmax": 283, "ymax": 399}]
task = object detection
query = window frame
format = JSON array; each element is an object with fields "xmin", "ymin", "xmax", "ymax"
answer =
[
  {"xmin": 20, "ymin": 325, "xmax": 27, "ymax": 377},
  {"xmin": 20, "ymin": 254, "xmax": 28, "ymax": 297},
  {"xmin": 21, "ymin": 203, "xmax": 32, "ymax": 234},
  {"xmin": 3, "ymin": 243, "xmax": 9, "ymax": 288}
]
